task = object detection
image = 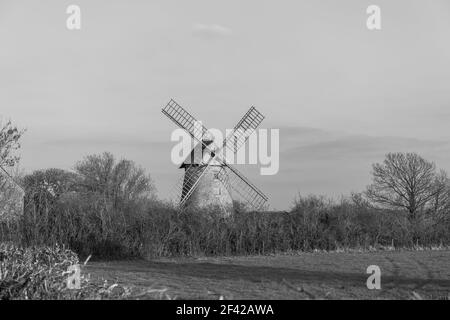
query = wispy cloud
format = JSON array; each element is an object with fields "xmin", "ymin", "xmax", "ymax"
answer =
[
  {"xmin": 43, "ymin": 137, "xmax": 167, "ymax": 149},
  {"xmin": 283, "ymin": 134, "xmax": 450, "ymax": 162},
  {"xmin": 192, "ymin": 23, "xmax": 232, "ymax": 39}
]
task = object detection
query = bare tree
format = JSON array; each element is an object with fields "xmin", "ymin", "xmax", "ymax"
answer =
[
  {"xmin": 366, "ymin": 152, "xmax": 439, "ymax": 219},
  {"xmin": 0, "ymin": 121, "xmax": 24, "ymax": 168},
  {"xmin": 75, "ymin": 152, "xmax": 155, "ymax": 207},
  {"xmin": 0, "ymin": 120, "xmax": 25, "ymax": 220},
  {"xmin": 430, "ymin": 170, "xmax": 450, "ymax": 219}
]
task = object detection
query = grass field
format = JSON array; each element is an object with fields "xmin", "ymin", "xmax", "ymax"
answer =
[{"xmin": 84, "ymin": 250, "xmax": 450, "ymax": 300}]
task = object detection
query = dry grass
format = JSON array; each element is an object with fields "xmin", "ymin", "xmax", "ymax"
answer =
[
  {"xmin": 0, "ymin": 243, "xmax": 131, "ymax": 300},
  {"xmin": 85, "ymin": 250, "xmax": 450, "ymax": 300},
  {"xmin": 2, "ymin": 243, "xmax": 448, "ymax": 300}
]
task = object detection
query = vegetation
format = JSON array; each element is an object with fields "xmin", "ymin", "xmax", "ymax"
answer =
[
  {"xmin": 1, "ymin": 190, "xmax": 449, "ymax": 259},
  {"xmin": 85, "ymin": 251, "xmax": 450, "ymax": 300},
  {"xmin": 366, "ymin": 152, "xmax": 449, "ymax": 219},
  {"xmin": 0, "ymin": 243, "xmax": 130, "ymax": 299},
  {"xmin": 0, "ymin": 118, "xmax": 449, "ymax": 299},
  {"xmin": 0, "ymin": 121, "xmax": 24, "ymax": 168},
  {"xmin": 0, "ymin": 123, "xmax": 448, "ymax": 258}
]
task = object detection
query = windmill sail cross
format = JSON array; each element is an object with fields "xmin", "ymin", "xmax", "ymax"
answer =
[{"xmin": 162, "ymin": 99, "xmax": 268, "ymax": 211}]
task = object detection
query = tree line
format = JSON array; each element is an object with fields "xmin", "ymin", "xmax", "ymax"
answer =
[{"xmin": 0, "ymin": 120, "xmax": 449, "ymax": 258}]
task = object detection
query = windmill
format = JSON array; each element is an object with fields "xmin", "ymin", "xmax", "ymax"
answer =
[{"xmin": 162, "ymin": 99, "xmax": 268, "ymax": 213}]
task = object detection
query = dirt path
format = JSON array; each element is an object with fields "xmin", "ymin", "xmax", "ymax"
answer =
[{"xmin": 85, "ymin": 250, "xmax": 450, "ymax": 299}]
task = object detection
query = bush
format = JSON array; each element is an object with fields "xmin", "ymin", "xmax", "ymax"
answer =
[
  {"xmin": 2, "ymin": 151, "xmax": 449, "ymax": 259},
  {"xmin": 0, "ymin": 243, "xmax": 130, "ymax": 300},
  {"xmin": 2, "ymin": 193, "xmax": 449, "ymax": 260}
]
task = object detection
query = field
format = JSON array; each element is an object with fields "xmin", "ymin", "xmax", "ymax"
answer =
[{"xmin": 85, "ymin": 250, "xmax": 450, "ymax": 300}]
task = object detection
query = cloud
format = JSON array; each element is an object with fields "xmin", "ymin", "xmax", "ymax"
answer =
[
  {"xmin": 192, "ymin": 23, "xmax": 232, "ymax": 39},
  {"xmin": 283, "ymin": 135, "xmax": 450, "ymax": 162},
  {"xmin": 275, "ymin": 125, "xmax": 450, "ymax": 163},
  {"xmin": 42, "ymin": 137, "xmax": 168, "ymax": 149},
  {"xmin": 277, "ymin": 126, "xmax": 349, "ymax": 151}
]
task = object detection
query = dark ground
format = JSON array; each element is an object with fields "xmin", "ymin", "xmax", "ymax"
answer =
[{"xmin": 85, "ymin": 250, "xmax": 450, "ymax": 299}]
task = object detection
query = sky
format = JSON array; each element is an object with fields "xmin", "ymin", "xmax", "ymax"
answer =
[{"xmin": 1, "ymin": 0, "xmax": 450, "ymax": 209}]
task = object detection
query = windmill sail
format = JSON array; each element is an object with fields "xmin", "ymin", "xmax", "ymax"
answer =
[
  {"xmin": 162, "ymin": 99, "xmax": 268, "ymax": 210},
  {"xmin": 180, "ymin": 165, "xmax": 209, "ymax": 204},
  {"xmin": 162, "ymin": 99, "xmax": 209, "ymax": 143},
  {"xmin": 222, "ymin": 106, "xmax": 265, "ymax": 155},
  {"xmin": 217, "ymin": 165, "xmax": 268, "ymax": 210}
]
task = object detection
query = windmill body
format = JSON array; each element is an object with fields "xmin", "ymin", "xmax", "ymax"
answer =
[{"xmin": 180, "ymin": 139, "xmax": 233, "ymax": 213}]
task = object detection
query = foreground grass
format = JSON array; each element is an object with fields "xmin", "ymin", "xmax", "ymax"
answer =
[
  {"xmin": 2, "ymin": 242, "xmax": 449, "ymax": 300},
  {"xmin": 0, "ymin": 243, "xmax": 131, "ymax": 300},
  {"xmin": 85, "ymin": 250, "xmax": 450, "ymax": 300}
]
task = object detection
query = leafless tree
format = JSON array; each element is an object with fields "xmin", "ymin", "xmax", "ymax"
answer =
[
  {"xmin": 366, "ymin": 152, "xmax": 440, "ymax": 219},
  {"xmin": 0, "ymin": 120, "xmax": 25, "ymax": 221},
  {"xmin": 430, "ymin": 170, "xmax": 450, "ymax": 220},
  {"xmin": 75, "ymin": 152, "xmax": 155, "ymax": 207},
  {"xmin": 0, "ymin": 121, "xmax": 24, "ymax": 168}
]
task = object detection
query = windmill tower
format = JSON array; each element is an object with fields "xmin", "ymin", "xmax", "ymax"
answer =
[
  {"xmin": 162, "ymin": 99, "xmax": 268, "ymax": 213},
  {"xmin": 179, "ymin": 138, "xmax": 234, "ymax": 212}
]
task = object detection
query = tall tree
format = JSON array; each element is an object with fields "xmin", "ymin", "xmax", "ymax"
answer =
[
  {"xmin": 366, "ymin": 152, "xmax": 439, "ymax": 219},
  {"xmin": 75, "ymin": 152, "xmax": 154, "ymax": 207}
]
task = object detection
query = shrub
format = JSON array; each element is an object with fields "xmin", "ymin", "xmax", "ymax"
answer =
[
  {"xmin": 2, "ymin": 193, "xmax": 449, "ymax": 259},
  {"xmin": 0, "ymin": 243, "xmax": 131, "ymax": 300},
  {"xmin": 2, "ymin": 151, "xmax": 449, "ymax": 260}
]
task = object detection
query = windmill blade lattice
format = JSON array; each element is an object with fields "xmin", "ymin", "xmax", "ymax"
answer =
[
  {"xmin": 162, "ymin": 99, "xmax": 209, "ymax": 144},
  {"xmin": 217, "ymin": 165, "xmax": 268, "ymax": 210},
  {"xmin": 165, "ymin": 165, "xmax": 205, "ymax": 206},
  {"xmin": 222, "ymin": 106, "xmax": 265, "ymax": 155}
]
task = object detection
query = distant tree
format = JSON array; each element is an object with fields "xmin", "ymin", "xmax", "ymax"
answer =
[
  {"xmin": 23, "ymin": 169, "xmax": 80, "ymax": 196},
  {"xmin": 0, "ymin": 120, "xmax": 25, "ymax": 220},
  {"xmin": 430, "ymin": 170, "xmax": 450, "ymax": 218},
  {"xmin": 23, "ymin": 169, "xmax": 80, "ymax": 209},
  {"xmin": 74, "ymin": 152, "xmax": 154, "ymax": 207},
  {"xmin": 366, "ymin": 153, "xmax": 440, "ymax": 219},
  {"xmin": 0, "ymin": 121, "xmax": 24, "ymax": 168}
]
